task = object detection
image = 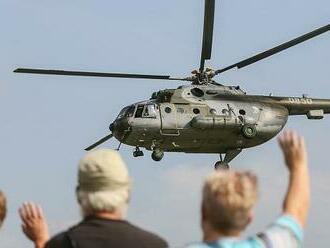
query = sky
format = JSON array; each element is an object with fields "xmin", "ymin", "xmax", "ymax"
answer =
[{"xmin": 0, "ymin": 0, "xmax": 329, "ymax": 247}]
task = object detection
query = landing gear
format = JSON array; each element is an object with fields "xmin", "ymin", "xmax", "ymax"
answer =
[
  {"xmin": 214, "ymin": 161, "xmax": 229, "ymax": 170},
  {"xmin": 133, "ymin": 147, "xmax": 144, "ymax": 157},
  {"xmin": 151, "ymin": 149, "xmax": 164, "ymax": 161},
  {"xmin": 214, "ymin": 149, "xmax": 242, "ymax": 170},
  {"xmin": 116, "ymin": 142, "xmax": 122, "ymax": 151}
]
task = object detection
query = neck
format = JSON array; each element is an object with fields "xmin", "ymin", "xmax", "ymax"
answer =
[
  {"xmin": 92, "ymin": 211, "xmax": 124, "ymax": 220},
  {"xmin": 202, "ymin": 222, "xmax": 241, "ymax": 242}
]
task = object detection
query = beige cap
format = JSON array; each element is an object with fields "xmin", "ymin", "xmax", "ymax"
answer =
[{"xmin": 78, "ymin": 149, "xmax": 130, "ymax": 192}]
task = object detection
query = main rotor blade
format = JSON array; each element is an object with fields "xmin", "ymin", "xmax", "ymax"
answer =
[
  {"xmin": 199, "ymin": 0, "xmax": 215, "ymax": 72},
  {"xmin": 14, "ymin": 68, "xmax": 191, "ymax": 81},
  {"xmin": 215, "ymin": 24, "xmax": 330, "ymax": 75},
  {"xmin": 85, "ymin": 133, "xmax": 113, "ymax": 151}
]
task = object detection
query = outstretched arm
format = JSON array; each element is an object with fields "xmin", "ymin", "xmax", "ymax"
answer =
[
  {"xmin": 278, "ymin": 130, "xmax": 310, "ymax": 227},
  {"xmin": 19, "ymin": 202, "xmax": 50, "ymax": 248}
]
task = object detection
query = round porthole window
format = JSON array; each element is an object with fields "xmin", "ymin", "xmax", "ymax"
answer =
[
  {"xmin": 210, "ymin": 108, "xmax": 217, "ymax": 115},
  {"xmin": 165, "ymin": 107, "xmax": 172, "ymax": 113},
  {"xmin": 193, "ymin": 108, "xmax": 200, "ymax": 114},
  {"xmin": 239, "ymin": 109, "xmax": 246, "ymax": 115}
]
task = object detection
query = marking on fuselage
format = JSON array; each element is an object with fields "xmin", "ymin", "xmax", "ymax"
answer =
[{"xmin": 288, "ymin": 97, "xmax": 313, "ymax": 104}]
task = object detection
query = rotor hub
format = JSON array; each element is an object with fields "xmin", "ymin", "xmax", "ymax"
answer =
[{"xmin": 190, "ymin": 68, "xmax": 216, "ymax": 85}]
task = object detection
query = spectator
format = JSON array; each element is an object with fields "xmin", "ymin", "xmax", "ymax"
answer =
[
  {"xmin": 187, "ymin": 130, "xmax": 310, "ymax": 247},
  {"xmin": 19, "ymin": 149, "xmax": 168, "ymax": 248},
  {"xmin": 0, "ymin": 190, "xmax": 6, "ymax": 228}
]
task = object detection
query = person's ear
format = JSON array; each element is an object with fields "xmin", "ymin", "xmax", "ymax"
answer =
[
  {"xmin": 126, "ymin": 189, "xmax": 131, "ymax": 204},
  {"xmin": 247, "ymin": 211, "xmax": 254, "ymax": 225}
]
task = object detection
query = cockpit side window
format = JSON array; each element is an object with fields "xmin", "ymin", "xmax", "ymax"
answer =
[
  {"xmin": 144, "ymin": 104, "xmax": 157, "ymax": 118},
  {"xmin": 134, "ymin": 104, "xmax": 157, "ymax": 118},
  {"xmin": 135, "ymin": 105, "xmax": 144, "ymax": 118}
]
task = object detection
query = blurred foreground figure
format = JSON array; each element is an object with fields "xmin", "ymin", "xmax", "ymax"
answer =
[
  {"xmin": 19, "ymin": 149, "xmax": 168, "ymax": 248},
  {"xmin": 187, "ymin": 130, "xmax": 310, "ymax": 248},
  {"xmin": 0, "ymin": 190, "xmax": 6, "ymax": 228}
]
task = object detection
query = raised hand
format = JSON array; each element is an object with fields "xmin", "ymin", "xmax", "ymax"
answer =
[
  {"xmin": 19, "ymin": 202, "xmax": 49, "ymax": 248},
  {"xmin": 278, "ymin": 130, "xmax": 308, "ymax": 171}
]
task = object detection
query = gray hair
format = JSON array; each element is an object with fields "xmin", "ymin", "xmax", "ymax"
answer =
[{"xmin": 77, "ymin": 188, "xmax": 129, "ymax": 217}]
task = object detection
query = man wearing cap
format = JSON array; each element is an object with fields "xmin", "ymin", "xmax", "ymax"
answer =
[{"xmin": 19, "ymin": 149, "xmax": 168, "ymax": 248}]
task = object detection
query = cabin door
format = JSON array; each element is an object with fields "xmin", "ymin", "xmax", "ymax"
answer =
[{"xmin": 159, "ymin": 103, "xmax": 179, "ymax": 135}]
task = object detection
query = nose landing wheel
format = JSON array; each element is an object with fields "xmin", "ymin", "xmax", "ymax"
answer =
[{"xmin": 133, "ymin": 147, "xmax": 144, "ymax": 157}]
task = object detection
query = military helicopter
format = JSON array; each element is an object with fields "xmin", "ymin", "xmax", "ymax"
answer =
[{"xmin": 14, "ymin": 1, "xmax": 330, "ymax": 169}]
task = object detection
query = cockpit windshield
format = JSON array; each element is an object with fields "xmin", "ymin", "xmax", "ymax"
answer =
[
  {"xmin": 134, "ymin": 104, "xmax": 157, "ymax": 118},
  {"xmin": 117, "ymin": 105, "xmax": 135, "ymax": 119}
]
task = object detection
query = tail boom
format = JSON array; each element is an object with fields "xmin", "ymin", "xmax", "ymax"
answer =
[{"xmin": 270, "ymin": 96, "xmax": 330, "ymax": 118}]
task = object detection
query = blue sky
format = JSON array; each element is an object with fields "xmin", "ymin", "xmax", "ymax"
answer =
[{"xmin": 0, "ymin": 0, "xmax": 329, "ymax": 247}]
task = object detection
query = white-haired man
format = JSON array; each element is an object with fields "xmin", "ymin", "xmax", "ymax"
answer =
[
  {"xmin": 187, "ymin": 130, "xmax": 310, "ymax": 247},
  {"xmin": 19, "ymin": 149, "xmax": 168, "ymax": 248}
]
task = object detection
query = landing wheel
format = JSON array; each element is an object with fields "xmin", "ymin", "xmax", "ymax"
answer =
[
  {"xmin": 214, "ymin": 161, "xmax": 230, "ymax": 170},
  {"xmin": 133, "ymin": 147, "xmax": 144, "ymax": 157},
  {"xmin": 151, "ymin": 149, "xmax": 164, "ymax": 162}
]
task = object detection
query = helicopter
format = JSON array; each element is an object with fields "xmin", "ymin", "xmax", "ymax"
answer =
[{"xmin": 14, "ymin": 0, "xmax": 330, "ymax": 169}]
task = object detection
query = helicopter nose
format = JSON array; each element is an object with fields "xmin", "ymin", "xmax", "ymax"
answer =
[
  {"xmin": 109, "ymin": 122, "xmax": 114, "ymax": 132},
  {"xmin": 111, "ymin": 119, "xmax": 131, "ymax": 141}
]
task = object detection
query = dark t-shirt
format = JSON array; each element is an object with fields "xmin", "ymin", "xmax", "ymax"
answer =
[{"xmin": 46, "ymin": 216, "xmax": 168, "ymax": 248}]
